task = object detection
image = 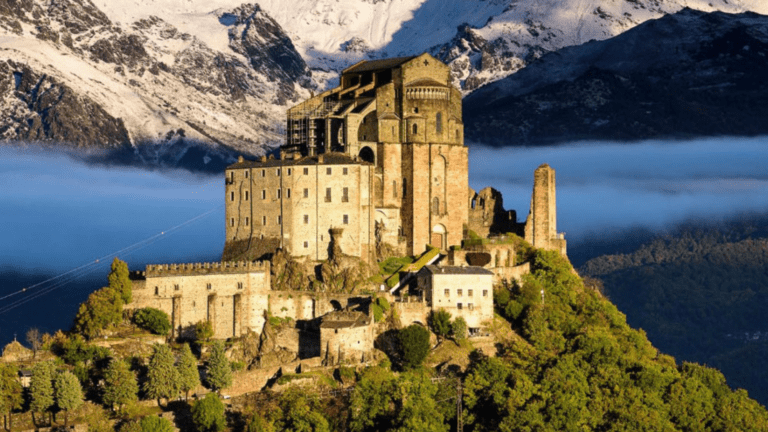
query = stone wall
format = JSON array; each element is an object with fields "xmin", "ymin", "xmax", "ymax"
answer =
[
  {"xmin": 468, "ymin": 187, "xmax": 520, "ymax": 238},
  {"xmin": 525, "ymin": 164, "xmax": 567, "ymax": 255},
  {"xmin": 393, "ymin": 300, "xmax": 429, "ymax": 327}
]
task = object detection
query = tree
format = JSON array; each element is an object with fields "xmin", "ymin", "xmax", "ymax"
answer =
[
  {"xmin": 398, "ymin": 325, "xmax": 430, "ymax": 370},
  {"xmin": 0, "ymin": 364, "xmax": 23, "ymax": 431},
  {"xmin": 275, "ymin": 388, "xmax": 330, "ymax": 432},
  {"xmin": 144, "ymin": 344, "xmax": 179, "ymax": 406},
  {"xmin": 452, "ymin": 317, "xmax": 468, "ymax": 342},
  {"xmin": 29, "ymin": 361, "xmax": 56, "ymax": 426},
  {"xmin": 73, "ymin": 286, "xmax": 123, "ymax": 339},
  {"xmin": 109, "ymin": 257, "xmax": 133, "ymax": 304},
  {"xmin": 103, "ymin": 359, "xmax": 138, "ymax": 412},
  {"xmin": 191, "ymin": 393, "xmax": 226, "ymax": 432},
  {"xmin": 429, "ymin": 309, "xmax": 452, "ymax": 343},
  {"xmin": 206, "ymin": 341, "xmax": 232, "ymax": 393},
  {"xmin": 177, "ymin": 343, "xmax": 201, "ymax": 400},
  {"xmin": 195, "ymin": 320, "xmax": 214, "ymax": 342},
  {"xmin": 133, "ymin": 308, "xmax": 171, "ymax": 335},
  {"xmin": 26, "ymin": 327, "xmax": 43, "ymax": 358},
  {"xmin": 55, "ymin": 371, "xmax": 84, "ymax": 427},
  {"xmin": 139, "ymin": 416, "xmax": 174, "ymax": 432}
]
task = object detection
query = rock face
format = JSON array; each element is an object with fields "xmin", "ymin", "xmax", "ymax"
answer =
[{"xmin": 464, "ymin": 9, "xmax": 768, "ymax": 146}]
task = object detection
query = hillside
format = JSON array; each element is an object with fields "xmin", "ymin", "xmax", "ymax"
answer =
[
  {"xmin": 464, "ymin": 9, "xmax": 768, "ymax": 146},
  {"xmin": 579, "ymin": 216, "xmax": 768, "ymax": 405}
]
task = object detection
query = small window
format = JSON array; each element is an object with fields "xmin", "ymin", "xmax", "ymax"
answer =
[
  {"xmin": 414, "ymin": 107, "xmax": 419, "ymax": 113},
  {"xmin": 343, "ymin": 214, "xmax": 349, "ymax": 224},
  {"xmin": 229, "ymin": 171, "xmax": 234, "ymax": 182},
  {"xmin": 244, "ymin": 191, "xmax": 249, "ymax": 201},
  {"xmin": 457, "ymin": 303, "xmax": 462, "ymax": 310},
  {"xmin": 468, "ymin": 303, "xmax": 474, "ymax": 311},
  {"xmin": 229, "ymin": 218, "xmax": 235, "ymax": 227},
  {"xmin": 261, "ymin": 190, "xmax": 266, "ymax": 200},
  {"xmin": 287, "ymin": 168, "xmax": 292, "ymax": 176},
  {"xmin": 436, "ymin": 112, "xmax": 443, "ymax": 134},
  {"xmin": 276, "ymin": 168, "xmax": 281, "ymax": 176},
  {"xmin": 261, "ymin": 169, "xmax": 266, "ymax": 177},
  {"xmin": 154, "ymin": 286, "xmax": 159, "ymax": 295},
  {"xmin": 403, "ymin": 178, "xmax": 407, "ymax": 198},
  {"xmin": 304, "ymin": 188, "xmax": 309, "ymax": 198},
  {"xmin": 262, "ymin": 216, "xmax": 267, "ymax": 226},
  {"xmin": 342, "ymin": 187, "xmax": 349, "ymax": 203},
  {"xmin": 304, "ymin": 215, "xmax": 309, "ymax": 224},
  {"xmin": 325, "ymin": 188, "xmax": 332, "ymax": 203},
  {"xmin": 444, "ymin": 289, "xmax": 449, "ymax": 296},
  {"xmin": 304, "ymin": 167, "xmax": 309, "ymax": 175},
  {"xmin": 244, "ymin": 170, "xmax": 249, "ymax": 179},
  {"xmin": 304, "ymin": 241, "xmax": 309, "ymax": 248},
  {"xmin": 277, "ymin": 189, "xmax": 281, "ymax": 199},
  {"xmin": 483, "ymin": 290, "xmax": 488, "ymax": 297},
  {"xmin": 278, "ymin": 215, "xmax": 282, "ymax": 225},
  {"xmin": 237, "ymin": 282, "xmax": 243, "ymax": 290},
  {"xmin": 343, "ymin": 167, "xmax": 348, "ymax": 175},
  {"xmin": 230, "ymin": 191, "xmax": 235, "ymax": 201},
  {"xmin": 206, "ymin": 283, "xmax": 212, "ymax": 290},
  {"xmin": 326, "ymin": 167, "xmax": 332, "ymax": 175},
  {"xmin": 287, "ymin": 189, "xmax": 291, "ymax": 199},
  {"xmin": 457, "ymin": 289, "xmax": 463, "ymax": 297},
  {"xmin": 245, "ymin": 217, "xmax": 249, "ymax": 226},
  {"xmin": 413, "ymin": 124, "xmax": 418, "ymax": 134},
  {"xmin": 174, "ymin": 284, "xmax": 180, "ymax": 291},
  {"xmin": 468, "ymin": 289, "xmax": 473, "ymax": 297}
]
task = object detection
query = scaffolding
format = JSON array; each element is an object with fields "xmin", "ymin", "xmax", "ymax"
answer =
[{"xmin": 285, "ymin": 100, "xmax": 341, "ymax": 154}]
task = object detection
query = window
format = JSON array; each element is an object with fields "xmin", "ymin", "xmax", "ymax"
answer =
[
  {"xmin": 393, "ymin": 181, "xmax": 397, "ymax": 198},
  {"xmin": 304, "ymin": 241, "xmax": 309, "ymax": 248},
  {"xmin": 457, "ymin": 289, "xmax": 463, "ymax": 297},
  {"xmin": 456, "ymin": 129, "xmax": 459, "ymax": 139},
  {"xmin": 277, "ymin": 189, "xmax": 281, "ymax": 199},
  {"xmin": 245, "ymin": 217, "xmax": 249, "ymax": 226},
  {"xmin": 229, "ymin": 171, "xmax": 234, "ymax": 182},
  {"xmin": 483, "ymin": 290, "xmax": 488, "ymax": 297},
  {"xmin": 206, "ymin": 283, "xmax": 212, "ymax": 290},
  {"xmin": 343, "ymin": 167, "xmax": 348, "ymax": 175},
  {"xmin": 432, "ymin": 197, "xmax": 440, "ymax": 214},
  {"xmin": 229, "ymin": 218, "xmax": 235, "ymax": 227},
  {"xmin": 262, "ymin": 216, "xmax": 267, "ymax": 225},
  {"xmin": 457, "ymin": 303, "xmax": 462, "ymax": 310},
  {"xmin": 304, "ymin": 215, "xmax": 309, "ymax": 224},
  {"xmin": 414, "ymin": 107, "xmax": 419, "ymax": 113},
  {"xmin": 154, "ymin": 286, "xmax": 159, "ymax": 295},
  {"xmin": 468, "ymin": 303, "xmax": 474, "ymax": 310},
  {"xmin": 413, "ymin": 124, "xmax": 418, "ymax": 134},
  {"xmin": 444, "ymin": 289, "xmax": 450, "ymax": 296},
  {"xmin": 436, "ymin": 112, "xmax": 443, "ymax": 134},
  {"xmin": 468, "ymin": 289, "xmax": 473, "ymax": 297},
  {"xmin": 174, "ymin": 284, "xmax": 180, "ymax": 291},
  {"xmin": 278, "ymin": 215, "xmax": 282, "ymax": 225},
  {"xmin": 230, "ymin": 191, "xmax": 235, "ymax": 201},
  {"xmin": 244, "ymin": 191, "xmax": 249, "ymax": 201},
  {"xmin": 261, "ymin": 190, "xmax": 266, "ymax": 200},
  {"xmin": 237, "ymin": 282, "xmax": 243, "ymax": 290},
  {"xmin": 304, "ymin": 167, "xmax": 309, "ymax": 175},
  {"xmin": 287, "ymin": 168, "xmax": 292, "ymax": 176},
  {"xmin": 326, "ymin": 167, "xmax": 332, "ymax": 175},
  {"xmin": 343, "ymin": 214, "xmax": 349, "ymax": 224},
  {"xmin": 303, "ymin": 188, "xmax": 309, "ymax": 198},
  {"xmin": 286, "ymin": 188, "xmax": 291, "ymax": 198},
  {"xmin": 244, "ymin": 170, "xmax": 249, "ymax": 179},
  {"xmin": 342, "ymin": 187, "xmax": 349, "ymax": 202},
  {"xmin": 261, "ymin": 169, "xmax": 266, "ymax": 177},
  {"xmin": 325, "ymin": 188, "xmax": 332, "ymax": 202},
  {"xmin": 276, "ymin": 168, "xmax": 281, "ymax": 176},
  {"xmin": 403, "ymin": 178, "xmax": 407, "ymax": 198}
]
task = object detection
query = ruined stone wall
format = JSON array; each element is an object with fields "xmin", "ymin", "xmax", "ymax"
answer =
[
  {"xmin": 524, "ymin": 164, "xmax": 567, "ymax": 255},
  {"xmin": 447, "ymin": 244, "xmax": 531, "ymax": 284},
  {"xmin": 424, "ymin": 273, "xmax": 493, "ymax": 329},
  {"xmin": 393, "ymin": 300, "xmax": 429, "ymax": 327},
  {"xmin": 468, "ymin": 187, "xmax": 519, "ymax": 238}
]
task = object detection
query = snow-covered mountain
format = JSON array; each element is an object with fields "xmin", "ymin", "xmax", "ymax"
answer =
[{"xmin": 2, "ymin": 0, "xmax": 768, "ymax": 166}]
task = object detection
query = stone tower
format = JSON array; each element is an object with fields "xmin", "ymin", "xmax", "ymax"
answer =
[{"xmin": 524, "ymin": 164, "xmax": 566, "ymax": 255}]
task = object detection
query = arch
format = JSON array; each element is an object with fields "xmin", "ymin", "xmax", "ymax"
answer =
[
  {"xmin": 330, "ymin": 300, "xmax": 343, "ymax": 311},
  {"xmin": 359, "ymin": 146, "xmax": 375, "ymax": 163},
  {"xmin": 412, "ymin": 124, "xmax": 418, "ymax": 135},
  {"xmin": 431, "ymin": 224, "xmax": 446, "ymax": 250}
]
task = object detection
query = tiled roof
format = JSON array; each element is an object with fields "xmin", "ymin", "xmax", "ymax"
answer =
[
  {"xmin": 227, "ymin": 152, "xmax": 371, "ymax": 169},
  {"xmin": 423, "ymin": 265, "xmax": 494, "ymax": 276},
  {"xmin": 344, "ymin": 56, "xmax": 416, "ymax": 74}
]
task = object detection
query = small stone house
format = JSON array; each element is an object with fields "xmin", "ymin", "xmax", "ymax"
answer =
[
  {"xmin": 320, "ymin": 311, "xmax": 374, "ymax": 365},
  {"xmin": 419, "ymin": 265, "xmax": 494, "ymax": 331}
]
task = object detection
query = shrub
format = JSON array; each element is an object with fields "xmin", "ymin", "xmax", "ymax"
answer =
[
  {"xmin": 133, "ymin": 308, "xmax": 171, "ymax": 335},
  {"xmin": 192, "ymin": 393, "xmax": 226, "ymax": 432},
  {"xmin": 452, "ymin": 317, "xmax": 468, "ymax": 342},
  {"xmin": 398, "ymin": 325, "xmax": 430, "ymax": 369},
  {"xmin": 429, "ymin": 309, "xmax": 452, "ymax": 342},
  {"xmin": 139, "ymin": 416, "xmax": 174, "ymax": 432},
  {"xmin": 195, "ymin": 320, "xmax": 214, "ymax": 341}
]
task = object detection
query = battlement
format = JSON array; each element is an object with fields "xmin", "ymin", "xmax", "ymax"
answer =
[{"xmin": 131, "ymin": 261, "xmax": 269, "ymax": 279}]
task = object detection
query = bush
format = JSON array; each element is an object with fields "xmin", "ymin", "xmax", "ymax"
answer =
[
  {"xmin": 139, "ymin": 416, "xmax": 174, "ymax": 432},
  {"xmin": 398, "ymin": 325, "xmax": 430, "ymax": 369},
  {"xmin": 452, "ymin": 317, "xmax": 468, "ymax": 341},
  {"xmin": 192, "ymin": 393, "xmax": 226, "ymax": 432},
  {"xmin": 195, "ymin": 320, "xmax": 214, "ymax": 341},
  {"xmin": 133, "ymin": 308, "xmax": 171, "ymax": 335},
  {"xmin": 429, "ymin": 309, "xmax": 452, "ymax": 342}
]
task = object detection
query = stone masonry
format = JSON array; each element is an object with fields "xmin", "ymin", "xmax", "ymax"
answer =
[{"xmin": 524, "ymin": 164, "xmax": 567, "ymax": 255}]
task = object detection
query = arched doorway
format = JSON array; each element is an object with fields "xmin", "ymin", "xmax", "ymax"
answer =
[
  {"xmin": 431, "ymin": 224, "xmax": 446, "ymax": 250},
  {"xmin": 359, "ymin": 146, "xmax": 375, "ymax": 163}
]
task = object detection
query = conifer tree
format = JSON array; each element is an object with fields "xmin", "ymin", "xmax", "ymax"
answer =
[
  {"xmin": 109, "ymin": 257, "xmax": 132, "ymax": 304},
  {"xmin": 103, "ymin": 358, "xmax": 138, "ymax": 412},
  {"xmin": 206, "ymin": 341, "xmax": 232, "ymax": 393},
  {"xmin": 144, "ymin": 344, "xmax": 179, "ymax": 406},
  {"xmin": 191, "ymin": 393, "xmax": 226, "ymax": 432},
  {"xmin": 29, "ymin": 361, "xmax": 56, "ymax": 426},
  {"xmin": 55, "ymin": 371, "xmax": 83, "ymax": 427},
  {"xmin": 0, "ymin": 364, "xmax": 23, "ymax": 431},
  {"xmin": 177, "ymin": 343, "xmax": 200, "ymax": 401},
  {"xmin": 73, "ymin": 286, "xmax": 123, "ymax": 339}
]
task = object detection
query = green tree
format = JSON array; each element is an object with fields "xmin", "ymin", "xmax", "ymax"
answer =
[
  {"xmin": 109, "ymin": 257, "xmax": 132, "ymax": 304},
  {"xmin": 206, "ymin": 341, "xmax": 232, "ymax": 393},
  {"xmin": 195, "ymin": 320, "xmax": 214, "ymax": 342},
  {"xmin": 55, "ymin": 370, "xmax": 84, "ymax": 427},
  {"xmin": 178, "ymin": 343, "xmax": 201, "ymax": 400},
  {"xmin": 144, "ymin": 344, "xmax": 179, "ymax": 406},
  {"xmin": 398, "ymin": 325, "xmax": 430, "ymax": 369},
  {"xmin": 139, "ymin": 416, "xmax": 174, "ymax": 432},
  {"xmin": 275, "ymin": 388, "xmax": 330, "ymax": 432},
  {"xmin": 247, "ymin": 414, "xmax": 275, "ymax": 432},
  {"xmin": 103, "ymin": 359, "xmax": 138, "ymax": 412},
  {"xmin": 0, "ymin": 364, "xmax": 23, "ymax": 431},
  {"xmin": 133, "ymin": 308, "xmax": 171, "ymax": 335},
  {"xmin": 73, "ymin": 286, "xmax": 123, "ymax": 339},
  {"xmin": 451, "ymin": 317, "xmax": 468, "ymax": 342},
  {"xmin": 429, "ymin": 309, "xmax": 452, "ymax": 343},
  {"xmin": 29, "ymin": 361, "xmax": 56, "ymax": 426},
  {"xmin": 191, "ymin": 393, "xmax": 226, "ymax": 432}
]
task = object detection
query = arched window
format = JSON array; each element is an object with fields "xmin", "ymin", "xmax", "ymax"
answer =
[
  {"xmin": 413, "ymin": 124, "xmax": 418, "ymax": 135},
  {"xmin": 359, "ymin": 146, "xmax": 375, "ymax": 163},
  {"xmin": 436, "ymin": 112, "xmax": 442, "ymax": 134},
  {"xmin": 432, "ymin": 197, "xmax": 440, "ymax": 215}
]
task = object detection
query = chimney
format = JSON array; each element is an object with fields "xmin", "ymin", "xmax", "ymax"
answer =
[{"xmin": 318, "ymin": 154, "xmax": 325, "ymax": 164}]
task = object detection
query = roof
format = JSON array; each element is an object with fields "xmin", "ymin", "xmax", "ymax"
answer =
[
  {"xmin": 343, "ymin": 56, "xmax": 416, "ymax": 74},
  {"xmin": 227, "ymin": 152, "xmax": 371, "ymax": 170},
  {"xmin": 320, "ymin": 311, "xmax": 370, "ymax": 329},
  {"xmin": 405, "ymin": 77, "xmax": 448, "ymax": 87},
  {"xmin": 423, "ymin": 265, "xmax": 494, "ymax": 276}
]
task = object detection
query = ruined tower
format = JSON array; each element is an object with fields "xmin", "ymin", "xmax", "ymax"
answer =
[{"xmin": 524, "ymin": 164, "xmax": 566, "ymax": 255}]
